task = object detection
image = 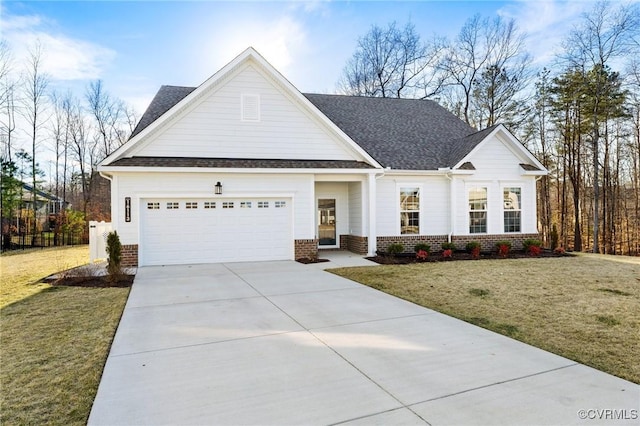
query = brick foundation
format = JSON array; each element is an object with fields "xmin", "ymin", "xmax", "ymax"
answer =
[
  {"xmin": 377, "ymin": 235, "xmax": 449, "ymax": 253},
  {"xmin": 377, "ymin": 234, "xmax": 541, "ymax": 253},
  {"xmin": 122, "ymin": 244, "xmax": 139, "ymax": 267},
  {"xmin": 295, "ymin": 239, "xmax": 318, "ymax": 260},
  {"xmin": 451, "ymin": 234, "xmax": 541, "ymax": 252},
  {"xmin": 340, "ymin": 234, "xmax": 369, "ymax": 254}
]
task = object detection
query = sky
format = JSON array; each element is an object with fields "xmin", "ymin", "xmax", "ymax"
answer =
[{"xmin": 2, "ymin": 0, "xmax": 619, "ymax": 117}]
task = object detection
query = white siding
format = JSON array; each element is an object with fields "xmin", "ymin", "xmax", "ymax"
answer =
[
  {"xmin": 376, "ymin": 175, "xmax": 450, "ymax": 236},
  {"xmin": 134, "ymin": 63, "xmax": 358, "ymax": 161},
  {"xmin": 454, "ymin": 134, "xmax": 539, "ymax": 235},
  {"xmin": 348, "ymin": 181, "xmax": 363, "ymax": 235},
  {"xmin": 111, "ymin": 172, "xmax": 314, "ymax": 246},
  {"xmin": 314, "ymin": 182, "xmax": 349, "ymax": 241}
]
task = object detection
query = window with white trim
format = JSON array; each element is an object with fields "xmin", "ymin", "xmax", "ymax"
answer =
[
  {"xmin": 147, "ymin": 202, "xmax": 160, "ymax": 210},
  {"xmin": 258, "ymin": 201, "xmax": 269, "ymax": 208},
  {"xmin": 204, "ymin": 202, "xmax": 216, "ymax": 209},
  {"xmin": 503, "ymin": 187, "xmax": 521, "ymax": 232},
  {"xmin": 240, "ymin": 201, "xmax": 252, "ymax": 208},
  {"xmin": 167, "ymin": 202, "xmax": 179, "ymax": 210},
  {"xmin": 222, "ymin": 202, "xmax": 234, "ymax": 209},
  {"xmin": 469, "ymin": 187, "xmax": 487, "ymax": 233},
  {"xmin": 186, "ymin": 202, "xmax": 198, "ymax": 209},
  {"xmin": 275, "ymin": 201, "xmax": 286, "ymax": 208},
  {"xmin": 400, "ymin": 187, "xmax": 420, "ymax": 235}
]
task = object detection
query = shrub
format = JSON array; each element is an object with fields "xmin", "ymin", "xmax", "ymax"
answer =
[
  {"xmin": 529, "ymin": 245, "xmax": 543, "ymax": 256},
  {"xmin": 442, "ymin": 249, "xmax": 453, "ymax": 259},
  {"xmin": 414, "ymin": 243, "xmax": 431, "ymax": 253},
  {"xmin": 416, "ymin": 249, "xmax": 429, "ymax": 261},
  {"xmin": 554, "ymin": 246, "xmax": 566, "ymax": 254},
  {"xmin": 523, "ymin": 239, "xmax": 542, "ymax": 251},
  {"xmin": 466, "ymin": 241, "xmax": 481, "ymax": 259},
  {"xmin": 386, "ymin": 243, "xmax": 404, "ymax": 256},
  {"xmin": 106, "ymin": 231, "xmax": 123, "ymax": 283},
  {"xmin": 441, "ymin": 242, "xmax": 456, "ymax": 251},
  {"xmin": 523, "ymin": 239, "xmax": 543, "ymax": 256},
  {"xmin": 495, "ymin": 241, "xmax": 512, "ymax": 257}
]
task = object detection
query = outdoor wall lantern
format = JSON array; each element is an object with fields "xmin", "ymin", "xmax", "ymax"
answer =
[{"xmin": 215, "ymin": 181, "xmax": 223, "ymax": 195}]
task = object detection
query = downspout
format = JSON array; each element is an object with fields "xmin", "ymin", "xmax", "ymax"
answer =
[{"xmin": 445, "ymin": 170, "xmax": 454, "ymax": 243}]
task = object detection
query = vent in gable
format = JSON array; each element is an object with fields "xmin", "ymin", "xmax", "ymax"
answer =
[{"xmin": 241, "ymin": 94, "xmax": 260, "ymax": 122}]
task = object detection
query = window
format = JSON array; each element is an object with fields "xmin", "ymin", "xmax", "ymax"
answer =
[
  {"xmin": 222, "ymin": 202, "xmax": 234, "ymax": 209},
  {"xmin": 204, "ymin": 202, "xmax": 216, "ymax": 209},
  {"xmin": 400, "ymin": 187, "xmax": 420, "ymax": 234},
  {"xmin": 167, "ymin": 202, "xmax": 179, "ymax": 210},
  {"xmin": 503, "ymin": 187, "xmax": 521, "ymax": 232},
  {"xmin": 469, "ymin": 187, "xmax": 487, "ymax": 233},
  {"xmin": 240, "ymin": 201, "xmax": 252, "ymax": 208},
  {"xmin": 258, "ymin": 201, "xmax": 269, "ymax": 208},
  {"xmin": 186, "ymin": 202, "xmax": 198, "ymax": 209},
  {"xmin": 275, "ymin": 201, "xmax": 286, "ymax": 208},
  {"xmin": 147, "ymin": 202, "xmax": 160, "ymax": 210}
]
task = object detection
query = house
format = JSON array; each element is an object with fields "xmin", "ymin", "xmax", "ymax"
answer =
[{"xmin": 98, "ymin": 48, "xmax": 547, "ymax": 267}]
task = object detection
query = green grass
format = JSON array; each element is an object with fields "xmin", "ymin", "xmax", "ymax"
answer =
[
  {"xmin": 1, "ymin": 245, "xmax": 91, "ymax": 308},
  {"xmin": 330, "ymin": 253, "xmax": 640, "ymax": 383},
  {"xmin": 0, "ymin": 248, "xmax": 130, "ymax": 425}
]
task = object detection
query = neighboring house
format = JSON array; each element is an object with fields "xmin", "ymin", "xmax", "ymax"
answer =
[{"xmin": 98, "ymin": 48, "xmax": 547, "ymax": 267}]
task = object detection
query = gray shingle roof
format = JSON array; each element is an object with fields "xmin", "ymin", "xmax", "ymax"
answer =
[
  {"xmin": 123, "ymin": 87, "xmax": 495, "ymax": 170},
  {"xmin": 304, "ymin": 94, "xmax": 476, "ymax": 170},
  {"xmin": 130, "ymin": 86, "xmax": 195, "ymax": 138},
  {"xmin": 109, "ymin": 157, "xmax": 374, "ymax": 169}
]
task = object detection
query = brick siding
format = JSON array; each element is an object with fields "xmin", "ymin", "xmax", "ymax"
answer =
[
  {"xmin": 377, "ymin": 235, "xmax": 449, "ymax": 253},
  {"xmin": 341, "ymin": 234, "xmax": 368, "ymax": 254},
  {"xmin": 295, "ymin": 239, "xmax": 318, "ymax": 260},
  {"xmin": 451, "ymin": 234, "xmax": 541, "ymax": 251},
  {"xmin": 122, "ymin": 244, "xmax": 138, "ymax": 267},
  {"xmin": 377, "ymin": 234, "xmax": 541, "ymax": 253}
]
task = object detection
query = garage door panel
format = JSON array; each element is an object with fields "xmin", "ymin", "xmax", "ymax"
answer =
[{"xmin": 141, "ymin": 198, "xmax": 292, "ymax": 266}]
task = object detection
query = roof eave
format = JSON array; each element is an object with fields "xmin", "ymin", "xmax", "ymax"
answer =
[{"xmin": 97, "ymin": 165, "xmax": 380, "ymax": 174}]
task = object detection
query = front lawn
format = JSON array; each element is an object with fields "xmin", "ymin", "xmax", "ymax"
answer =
[
  {"xmin": 0, "ymin": 248, "xmax": 130, "ymax": 425},
  {"xmin": 330, "ymin": 253, "xmax": 640, "ymax": 383},
  {"xmin": 1, "ymin": 245, "xmax": 91, "ymax": 308}
]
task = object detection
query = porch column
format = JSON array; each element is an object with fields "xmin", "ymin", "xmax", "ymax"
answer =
[{"xmin": 367, "ymin": 173, "xmax": 377, "ymax": 256}]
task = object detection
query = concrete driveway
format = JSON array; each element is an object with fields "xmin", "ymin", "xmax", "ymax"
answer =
[{"xmin": 89, "ymin": 258, "xmax": 639, "ymax": 425}]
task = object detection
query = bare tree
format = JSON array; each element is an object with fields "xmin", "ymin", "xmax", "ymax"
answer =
[
  {"xmin": 67, "ymin": 96, "xmax": 94, "ymax": 219},
  {"xmin": 0, "ymin": 40, "xmax": 17, "ymax": 161},
  {"xmin": 21, "ymin": 41, "xmax": 49, "ymax": 239},
  {"xmin": 339, "ymin": 21, "xmax": 446, "ymax": 99},
  {"xmin": 439, "ymin": 14, "xmax": 530, "ymax": 127},
  {"xmin": 562, "ymin": 0, "xmax": 639, "ymax": 252}
]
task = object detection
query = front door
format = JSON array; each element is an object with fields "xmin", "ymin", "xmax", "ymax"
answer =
[{"xmin": 318, "ymin": 198, "xmax": 336, "ymax": 246}]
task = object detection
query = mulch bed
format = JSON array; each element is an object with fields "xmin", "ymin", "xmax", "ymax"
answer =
[
  {"xmin": 368, "ymin": 250, "xmax": 571, "ymax": 265},
  {"xmin": 46, "ymin": 275, "xmax": 135, "ymax": 288},
  {"xmin": 296, "ymin": 258, "xmax": 331, "ymax": 264}
]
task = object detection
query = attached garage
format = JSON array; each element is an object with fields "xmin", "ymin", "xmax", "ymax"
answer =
[{"xmin": 140, "ymin": 197, "xmax": 292, "ymax": 266}]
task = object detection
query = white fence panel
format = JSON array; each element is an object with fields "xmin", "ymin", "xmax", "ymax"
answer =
[{"xmin": 89, "ymin": 221, "xmax": 112, "ymax": 262}]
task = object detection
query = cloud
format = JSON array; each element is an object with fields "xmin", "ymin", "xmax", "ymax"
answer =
[
  {"xmin": 218, "ymin": 15, "xmax": 306, "ymax": 72},
  {"xmin": 1, "ymin": 10, "xmax": 116, "ymax": 81},
  {"xmin": 497, "ymin": 0, "xmax": 592, "ymax": 67}
]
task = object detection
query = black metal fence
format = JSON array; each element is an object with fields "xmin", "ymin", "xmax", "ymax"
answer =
[{"xmin": 1, "ymin": 231, "xmax": 88, "ymax": 252}]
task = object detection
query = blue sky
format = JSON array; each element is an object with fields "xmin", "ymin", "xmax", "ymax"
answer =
[{"xmin": 0, "ymin": 0, "xmax": 619, "ymax": 114}]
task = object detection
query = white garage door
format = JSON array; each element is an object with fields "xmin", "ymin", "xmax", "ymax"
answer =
[{"xmin": 140, "ymin": 198, "xmax": 292, "ymax": 266}]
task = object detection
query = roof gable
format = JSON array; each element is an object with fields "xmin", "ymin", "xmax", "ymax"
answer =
[
  {"xmin": 454, "ymin": 124, "xmax": 547, "ymax": 174},
  {"xmin": 101, "ymin": 48, "xmax": 381, "ymax": 168}
]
